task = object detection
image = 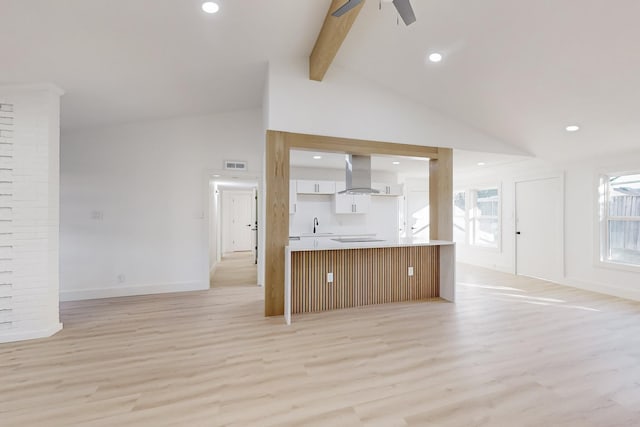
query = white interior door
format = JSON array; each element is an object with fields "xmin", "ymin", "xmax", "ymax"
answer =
[
  {"xmin": 515, "ymin": 177, "xmax": 563, "ymax": 281},
  {"xmin": 407, "ymin": 190, "xmax": 429, "ymax": 240},
  {"xmin": 224, "ymin": 191, "xmax": 254, "ymax": 252}
]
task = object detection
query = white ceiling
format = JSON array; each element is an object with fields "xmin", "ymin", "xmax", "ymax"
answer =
[
  {"xmin": 2, "ymin": 0, "xmax": 639, "ymax": 160},
  {"xmin": 0, "ymin": 0, "xmax": 326, "ymax": 129},
  {"xmin": 335, "ymin": 0, "xmax": 640, "ymax": 160}
]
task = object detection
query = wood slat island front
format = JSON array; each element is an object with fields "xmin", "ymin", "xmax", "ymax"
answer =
[{"xmin": 284, "ymin": 239, "xmax": 455, "ymax": 324}]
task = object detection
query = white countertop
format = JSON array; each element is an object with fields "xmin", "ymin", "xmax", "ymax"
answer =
[
  {"xmin": 289, "ymin": 233, "xmax": 376, "ymax": 239},
  {"xmin": 286, "ymin": 237, "xmax": 455, "ymax": 252}
]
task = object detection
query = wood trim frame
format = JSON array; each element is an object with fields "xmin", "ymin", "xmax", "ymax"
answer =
[
  {"xmin": 430, "ymin": 148, "xmax": 453, "ymax": 241},
  {"xmin": 265, "ymin": 130, "xmax": 452, "ymax": 316}
]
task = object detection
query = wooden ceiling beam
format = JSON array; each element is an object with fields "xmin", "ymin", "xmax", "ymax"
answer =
[{"xmin": 309, "ymin": 0, "xmax": 365, "ymax": 81}]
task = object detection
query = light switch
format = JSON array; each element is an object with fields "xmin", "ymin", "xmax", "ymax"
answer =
[
  {"xmin": 327, "ymin": 272, "xmax": 334, "ymax": 283},
  {"xmin": 408, "ymin": 266, "xmax": 414, "ymax": 276}
]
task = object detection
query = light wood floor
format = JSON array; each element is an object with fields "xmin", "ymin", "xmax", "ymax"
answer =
[
  {"xmin": 211, "ymin": 251, "xmax": 257, "ymax": 288},
  {"xmin": 2, "ymin": 265, "xmax": 640, "ymax": 426}
]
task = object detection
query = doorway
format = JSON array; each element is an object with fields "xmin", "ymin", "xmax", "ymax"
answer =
[
  {"xmin": 222, "ymin": 191, "xmax": 254, "ymax": 253},
  {"xmin": 209, "ymin": 178, "xmax": 259, "ymax": 288},
  {"xmin": 404, "ymin": 177, "xmax": 430, "ymax": 240},
  {"xmin": 515, "ymin": 176, "xmax": 564, "ymax": 282}
]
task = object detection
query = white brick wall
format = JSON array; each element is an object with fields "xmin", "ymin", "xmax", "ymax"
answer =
[{"xmin": 0, "ymin": 84, "xmax": 63, "ymax": 344}]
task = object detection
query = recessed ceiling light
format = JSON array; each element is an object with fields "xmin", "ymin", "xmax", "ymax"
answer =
[
  {"xmin": 202, "ymin": 2, "xmax": 219, "ymax": 14},
  {"xmin": 565, "ymin": 125, "xmax": 580, "ymax": 132},
  {"xmin": 213, "ymin": 174, "xmax": 221, "ymax": 177},
  {"xmin": 477, "ymin": 162, "xmax": 486, "ymax": 166},
  {"xmin": 428, "ymin": 53, "xmax": 443, "ymax": 63},
  {"xmin": 392, "ymin": 161, "xmax": 400, "ymax": 165},
  {"xmin": 313, "ymin": 155, "xmax": 322, "ymax": 160}
]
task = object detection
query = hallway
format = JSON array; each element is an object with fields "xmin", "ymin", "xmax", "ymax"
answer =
[{"xmin": 210, "ymin": 251, "xmax": 257, "ymax": 288}]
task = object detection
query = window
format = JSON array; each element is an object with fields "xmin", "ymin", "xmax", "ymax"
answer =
[
  {"xmin": 600, "ymin": 173, "xmax": 640, "ymax": 267},
  {"xmin": 453, "ymin": 191, "xmax": 467, "ymax": 244},
  {"xmin": 452, "ymin": 186, "xmax": 501, "ymax": 249},
  {"xmin": 470, "ymin": 187, "xmax": 500, "ymax": 248}
]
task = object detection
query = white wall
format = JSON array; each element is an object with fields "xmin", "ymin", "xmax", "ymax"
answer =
[
  {"xmin": 562, "ymin": 151, "xmax": 640, "ymax": 302},
  {"xmin": 455, "ymin": 151, "xmax": 640, "ymax": 302},
  {"xmin": 267, "ymin": 59, "xmax": 529, "ymax": 156},
  {"xmin": 0, "ymin": 84, "xmax": 63, "ymax": 343},
  {"xmin": 60, "ymin": 108, "xmax": 263, "ymax": 301},
  {"xmin": 290, "ymin": 195, "xmax": 400, "ymax": 240},
  {"xmin": 454, "ymin": 158, "xmax": 556, "ymax": 274}
]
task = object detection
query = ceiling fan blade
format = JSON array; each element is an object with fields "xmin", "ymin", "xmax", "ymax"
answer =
[
  {"xmin": 392, "ymin": 0, "xmax": 416, "ymax": 25},
  {"xmin": 332, "ymin": 0, "xmax": 364, "ymax": 17}
]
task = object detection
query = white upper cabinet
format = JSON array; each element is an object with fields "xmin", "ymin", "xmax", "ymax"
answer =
[
  {"xmin": 353, "ymin": 194, "xmax": 371, "ymax": 212},
  {"xmin": 372, "ymin": 182, "xmax": 404, "ymax": 196},
  {"xmin": 333, "ymin": 193, "xmax": 370, "ymax": 214},
  {"xmin": 296, "ymin": 180, "xmax": 336, "ymax": 195},
  {"xmin": 289, "ymin": 180, "xmax": 297, "ymax": 214}
]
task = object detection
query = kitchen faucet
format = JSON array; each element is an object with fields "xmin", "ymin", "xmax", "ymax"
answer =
[{"xmin": 313, "ymin": 217, "xmax": 319, "ymax": 234}]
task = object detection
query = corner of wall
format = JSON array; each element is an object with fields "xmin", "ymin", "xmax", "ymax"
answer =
[{"xmin": 0, "ymin": 84, "xmax": 63, "ymax": 343}]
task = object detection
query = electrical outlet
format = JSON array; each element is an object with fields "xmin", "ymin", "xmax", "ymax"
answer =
[
  {"xmin": 117, "ymin": 274, "xmax": 126, "ymax": 284},
  {"xmin": 408, "ymin": 266, "xmax": 414, "ymax": 277},
  {"xmin": 327, "ymin": 272, "xmax": 334, "ymax": 283}
]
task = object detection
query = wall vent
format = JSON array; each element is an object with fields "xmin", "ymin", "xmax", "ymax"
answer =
[{"xmin": 224, "ymin": 160, "xmax": 248, "ymax": 171}]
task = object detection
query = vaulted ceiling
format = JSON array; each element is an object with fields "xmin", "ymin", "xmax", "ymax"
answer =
[
  {"xmin": 335, "ymin": 0, "xmax": 640, "ymax": 160},
  {"xmin": 0, "ymin": 0, "xmax": 326, "ymax": 129},
  {"xmin": 2, "ymin": 0, "xmax": 639, "ymax": 160}
]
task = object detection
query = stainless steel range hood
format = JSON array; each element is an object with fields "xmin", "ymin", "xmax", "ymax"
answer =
[{"xmin": 338, "ymin": 154, "xmax": 380, "ymax": 195}]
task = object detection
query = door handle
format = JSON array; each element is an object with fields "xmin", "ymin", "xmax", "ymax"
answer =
[{"xmin": 516, "ymin": 231, "xmax": 521, "ymax": 235}]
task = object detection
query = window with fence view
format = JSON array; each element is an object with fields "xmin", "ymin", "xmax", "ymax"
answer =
[
  {"xmin": 453, "ymin": 191, "xmax": 466, "ymax": 244},
  {"xmin": 601, "ymin": 173, "xmax": 640, "ymax": 266},
  {"xmin": 453, "ymin": 187, "xmax": 500, "ymax": 249},
  {"xmin": 470, "ymin": 188, "xmax": 500, "ymax": 248}
]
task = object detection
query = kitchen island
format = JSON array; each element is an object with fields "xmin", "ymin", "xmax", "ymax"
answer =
[{"xmin": 284, "ymin": 238, "xmax": 455, "ymax": 324}]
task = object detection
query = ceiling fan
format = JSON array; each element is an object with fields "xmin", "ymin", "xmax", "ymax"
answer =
[{"xmin": 332, "ymin": 0, "xmax": 416, "ymax": 26}]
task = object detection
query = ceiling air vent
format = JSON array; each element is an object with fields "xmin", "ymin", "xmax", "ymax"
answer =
[{"xmin": 224, "ymin": 160, "xmax": 248, "ymax": 171}]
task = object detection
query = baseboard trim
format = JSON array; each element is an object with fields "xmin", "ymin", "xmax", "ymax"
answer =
[
  {"xmin": 459, "ymin": 261, "xmax": 640, "ymax": 303},
  {"xmin": 0, "ymin": 322, "xmax": 63, "ymax": 344},
  {"xmin": 60, "ymin": 281, "xmax": 208, "ymax": 302},
  {"xmin": 560, "ymin": 277, "xmax": 640, "ymax": 303}
]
